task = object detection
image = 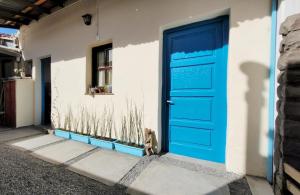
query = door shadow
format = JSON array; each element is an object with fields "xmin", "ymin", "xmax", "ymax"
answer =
[{"xmin": 240, "ymin": 61, "xmax": 269, "ymax": 175}]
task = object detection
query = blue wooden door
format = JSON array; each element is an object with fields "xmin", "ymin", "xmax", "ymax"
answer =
[{"xmin": 163, "ymin": 16, "xmax": 229, "ymax": 163}]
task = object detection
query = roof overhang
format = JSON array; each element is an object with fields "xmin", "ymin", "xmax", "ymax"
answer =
[
  {"xmin": 0, "ymin": 0, "xmax": 78, "ymax": 29},
  {"xmin": 0, "ymin": 45, "xmax": 21, "ymax": 57}
]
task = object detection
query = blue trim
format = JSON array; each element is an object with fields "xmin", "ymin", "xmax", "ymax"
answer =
[
  {"xmin": 55, "ymin": 129, "xmax": 70, "ymax": 139},
  {"xmin": 267, "ymin": 0, "xmax": 277, "ymax": 183},
  {"xmin": 222, "ymin": 16, "xmax": 230, "ymax": 162}
]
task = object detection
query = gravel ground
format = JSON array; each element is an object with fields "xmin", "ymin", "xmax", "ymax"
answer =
[
  {"xmin": 228, "ymin": 178, "xmax": 252, "ymax": 195},
  {"xmin": 119, "ymin": 155, "xmax": 159, "ymax": 187},
  {"xmin": 0, "ymin": 144, "xmax": 126, "ymax": 195}
]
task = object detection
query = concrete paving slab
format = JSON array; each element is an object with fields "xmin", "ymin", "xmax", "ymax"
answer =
[
  {"xmin": 69, "ymin": 149, "xmax": 140, "ymax": 186},
  {"xmin": 247, "ymin": 176, "xmax": 274, "ymax": 195},
  {"xmin": 128, "ymin": 160, "xmax": 230, "ymax": 195},
  {"xmin": 0, "ymin": 128, "xmax": 43, "ymax": 143},
  {"xmin": 32, "ymin": 140, "xmax": 95, "ymax": 164},
  {"xmin": 11, "ymin": 134, "xmax": 64, "ymax": 151}
]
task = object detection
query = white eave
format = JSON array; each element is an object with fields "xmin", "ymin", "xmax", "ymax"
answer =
[{"xmin": 0, "ymin": 45, "xmax": 21, "ymax": 57}]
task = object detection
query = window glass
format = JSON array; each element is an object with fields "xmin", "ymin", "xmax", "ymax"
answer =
[{"xmin": 92, "ymin": 43, "xmax": 112, "ymax": 93}]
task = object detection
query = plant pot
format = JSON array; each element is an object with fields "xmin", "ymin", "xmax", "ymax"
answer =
[
  {"xmin": 114, "ymin": 142, "xmax": 145, "ymax": 157},
  {"xmin": 70, "ymin": 132, "xmax": 90, "ymax": 144},
  {"xmin": 90, "ymin": 137, "xmax": 116, "ymax": 150},
  {"xmin": 55, "ymin": 129, "xmax": 70, "ymax": 139},
  {"xmin": 98, "ymin": 86, "xmax": 105, "ymax": 93}
]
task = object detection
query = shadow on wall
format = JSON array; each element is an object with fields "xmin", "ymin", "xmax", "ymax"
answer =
[{"xmin": 240, "ymin": 62, "xmax": 269, "ymax": 176}]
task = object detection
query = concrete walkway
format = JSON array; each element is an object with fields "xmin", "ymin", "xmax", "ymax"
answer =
[
  {"xmin": 12, "ymin": 134, "xmax": 64, "ymax": 151},
  {"xmin": 4, "ymin": 126, "xmax": 272, "ymax": 195},
  {"xmin": 69, "ymin": 149, "xmax": 140, "ymax": 186},
  {"xmin": 32, "ymin": 140, "xmax": 96, "ymax": 164},
  {"xmin": 128, "ymin": 160, "xmax": 230, "ymax": 195},
  {"xmin": 0, "ymin": 126, "xmax": 44, "ymax": 143}
]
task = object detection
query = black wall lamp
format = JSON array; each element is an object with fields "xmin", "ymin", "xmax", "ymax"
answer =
[{"xmin": 82, "ymin": 14, "xmax": 92, "ymax": 25}]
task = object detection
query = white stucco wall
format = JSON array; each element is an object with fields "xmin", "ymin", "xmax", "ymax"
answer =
[
  {"xmin": 19, "ymin": 0, "xmax": 272, "ymax": 177},
  {"xmin": 15, "ymin": 79, "xmax": 34, "ymax": 128}
]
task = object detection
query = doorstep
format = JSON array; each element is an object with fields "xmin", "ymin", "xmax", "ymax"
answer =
[{"xmin": 162, "ymin": 153, "xmax": 226, "ymax": 172}]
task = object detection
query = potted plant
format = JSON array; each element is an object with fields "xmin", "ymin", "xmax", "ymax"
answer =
[
  {"xmin": 70, "ymin": 107, "xmax": 90, "ymax": 144},
  {"xmin": 90, "ymin": 106, "xmax": 116, "ymax": 149},
  {"xmin": 98, "ymin": 86, "xmax": 105, "ymax": 93},
  {"xmin": 114, "ymin": 103, "xmax": 145, "ymax": 157}
]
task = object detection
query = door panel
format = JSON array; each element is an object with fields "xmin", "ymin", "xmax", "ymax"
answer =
[
  {"xmin": 170, "ymin": 97, "xmax": 212, "ymax": 121},
  {"xmin": 170, "ymin": 126, "xmax": 212, "ymax": 146},
  {"xmin": 164, "ymin": 16, "xmax": 229, "ymax": 163},
  {"xmin": 171, "ymin": 64, "xmax": 213, "ymax": 90}
]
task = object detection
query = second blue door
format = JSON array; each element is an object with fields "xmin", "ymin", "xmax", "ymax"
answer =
[{"xmin": 163, "ymin": 16, "xmax": 229, "ymax": 163}]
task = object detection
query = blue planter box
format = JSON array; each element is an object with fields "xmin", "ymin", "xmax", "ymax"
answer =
[
  {"xmin": 70, "ymin": 132, "xmax": 90, "ymax": 144},
  {"xmin": 114, "ymin": 142, "xmax": 145, "ymax": 157},
  {"xmin": 55, "ymin": 129, "xmax": 70, "ymax": 139},
  {"xmin": 90, "ymin": 137, "xmax": 116, "ymax": 150}
]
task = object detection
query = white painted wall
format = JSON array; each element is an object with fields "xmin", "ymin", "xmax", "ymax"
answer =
[
  {"xmin": 19, "ymin": 0, "xmax": 272, "ymax": 177},
  {"xmin": 15, "ymin": 79, "xmax": 34, "ymax": 128}
]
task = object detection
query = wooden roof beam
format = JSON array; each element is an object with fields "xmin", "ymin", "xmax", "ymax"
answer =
[
  {"xmin": 24, "ymin": 1, "xmax": 51, "ymax": 14},
  {"xmin": 29, "ymin": 4, "xmax": 51, "ymax": 14},
  {"xmin": 0, "ymin": 15, "xmax": 29, "ymax": 25},
  {"xmin": 0, "ymin": 24, "xmax": 20, "ymax": 29},
  {"xmin": 51, "ymin": 0, "xmax": 66, "ymax": 7}
]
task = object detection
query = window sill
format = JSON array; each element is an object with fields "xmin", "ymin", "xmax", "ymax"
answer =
[{"xmin": 85, "ymin": 92, "xmax": 114, "ymax": 96}]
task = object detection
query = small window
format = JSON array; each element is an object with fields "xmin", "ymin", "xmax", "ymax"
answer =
[
  {"xmin": 24, "ymin": 60, "xmax": 32, "ymax": 77},
  {"xmin": 92, "ymin": 43, "xmax": 112, "ymax": 93}
]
